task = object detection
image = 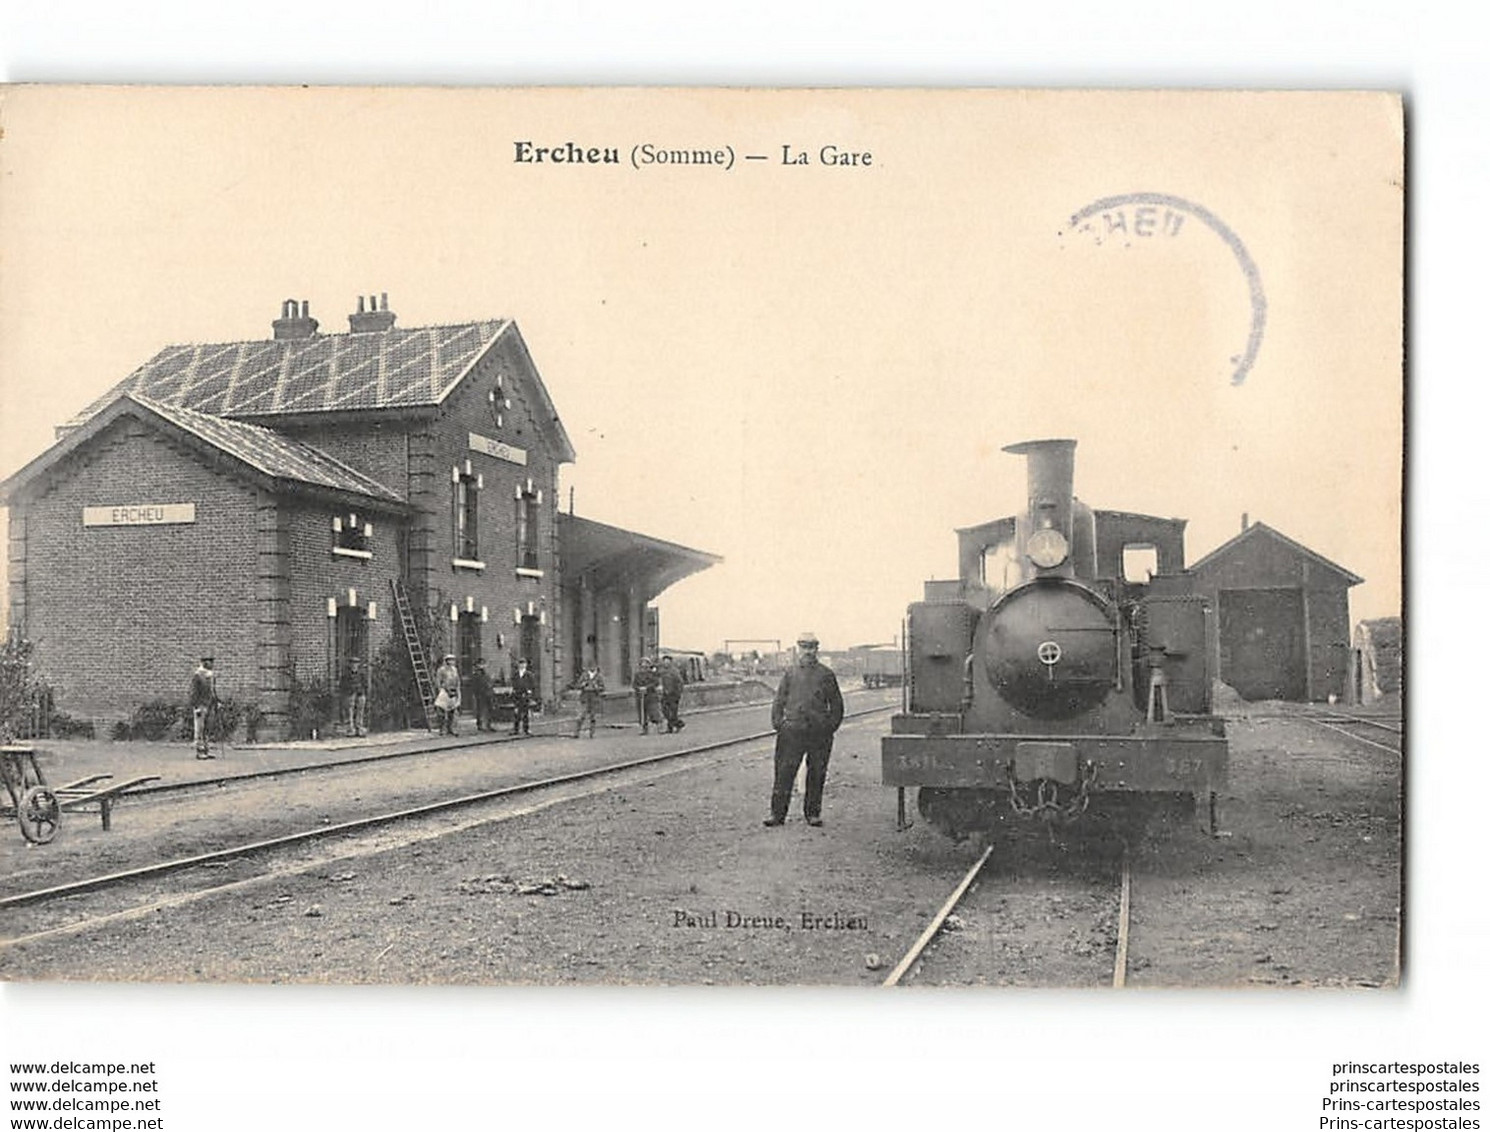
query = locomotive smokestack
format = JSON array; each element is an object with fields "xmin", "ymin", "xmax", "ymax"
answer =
[
  {"xmin": 1003, "ymin": 439, "xmax": 1078, "ymax": 576},
  {"xmin": 1004, "ymin": 439, "xmax": 1076, "ymax": 533}
]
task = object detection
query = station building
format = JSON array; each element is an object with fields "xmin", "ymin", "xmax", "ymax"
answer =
[{"xmin": 1, "ymin": 297, "xmax": 718, "ymax": 738}]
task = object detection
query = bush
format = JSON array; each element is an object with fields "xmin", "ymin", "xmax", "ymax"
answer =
[
  {"xmin": 288, "ymin": 674, "xmax": 337, "ymax": 739},
  {"xmin": 0, "ymin": 634, "xmax": 38, "ymax": 744},
  {"xmin": 127, "ymin": 699, "xmax": 184, "ymax": 741},
  {"xmin": 209, "ymin": 697, "xmax": 246, "ymax": 742},
  {"xmin": 242, "ymin": 703, "xmax": 264, "ymax": 744},
  {"xmin": 370, "ymin": 636, "xmax": 421, "ymax": 732},
  {"xmin": 0, "ymin": 641, "xmax": 58, "ymax": 740},
  {"xmin": 370, "ymin": 597, "xmax": 447, "ymax": 732},
  {"xmin": 48, "ymin": 711, "xmax": 96, "ymax": 739}
]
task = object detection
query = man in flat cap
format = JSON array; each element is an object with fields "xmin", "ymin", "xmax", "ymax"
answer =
[
  {"xmin": 765, "ymin": 632, "xmax": 844, "ymax": 827},
  {"xmin": 470, "ymin": 658, "xmax": 496, "ymax": 732},
  {"xmin": 434, "ymin": 653, "xmax": 462, "ymax": 735},
  {"xmin": 189, "ymin": 655, "xmax": 218, "ymax": 759},
  {"xmin": 341, "ymin": 655, "xmax": 368, "ymax": 738},
  {"xmin": 659, "ymin": 655, "xmax": 686, "ymax": 733},
  {"xmin": 633, "ymin": 656, "xmax": 663, "ymax": 734},
  {"xmin": 510, "ymin": 657, "xmax": 538, "ymax": 736}
]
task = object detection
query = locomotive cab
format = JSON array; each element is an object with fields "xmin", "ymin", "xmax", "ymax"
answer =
[{"xmin": 883, "ymin": 439, "xmax": 1228, "ymax": 840}]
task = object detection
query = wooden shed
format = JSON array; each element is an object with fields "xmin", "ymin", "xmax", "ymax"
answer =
[{"xmin": 1189, "ymin": 521, "xmax": 1363, "ymax": 703}]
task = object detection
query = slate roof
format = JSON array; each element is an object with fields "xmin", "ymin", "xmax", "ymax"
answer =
[
  {"xmin": 132, "ymin": 395, "xmax": 405, "ymax": 502},
  {"xmin": 1, "ymin": 393, "xmax": 405, "ymax": 507},
  {"xmin": 66, "ymin": 321, "xmax": 512, "ymax": 426}
]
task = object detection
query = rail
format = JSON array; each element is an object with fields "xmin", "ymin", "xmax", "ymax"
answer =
[
  {"xmin": 0, "ymin": 703, "xmax": 894, "ymax": 913},
  {"xmin": 884, "ymin": 839, "xmax": 1136, "ymax": 988}
]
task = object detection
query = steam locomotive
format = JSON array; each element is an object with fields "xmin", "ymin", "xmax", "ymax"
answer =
[{"xmin": 881, "ymin": 439, "xmax": 1227, "ymax": 840}]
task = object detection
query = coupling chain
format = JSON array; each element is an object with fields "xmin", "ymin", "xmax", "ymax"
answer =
[{"xmin": 1005, "ymin": 760, "xmax": 1098, "ymax": 821}]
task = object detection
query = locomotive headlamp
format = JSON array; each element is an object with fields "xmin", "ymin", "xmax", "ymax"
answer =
[{"xmin": 1026, "ymin": 528, "xmax": 1069, "ymax": 568}]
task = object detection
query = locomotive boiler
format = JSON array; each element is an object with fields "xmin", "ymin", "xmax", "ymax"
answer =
[{"xmin": 881, "ymin": 439, "xmax": 1227, "ymax": 840}]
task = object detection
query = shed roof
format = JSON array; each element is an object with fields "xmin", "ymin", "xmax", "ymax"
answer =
[{"xmin": 1189, "ymin": 521, "xmax": 1364, "ymax": 586}]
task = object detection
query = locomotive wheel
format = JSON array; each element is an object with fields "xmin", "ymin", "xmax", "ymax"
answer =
[{"xmin": 18, "ymin": 786, "xmax": 61, "ymax": 845}]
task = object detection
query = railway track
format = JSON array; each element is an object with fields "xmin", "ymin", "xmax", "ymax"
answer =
[
  {"xmin": 884, "ymin": 836, "xmax": 1135, "ymax": 988},
  {"xmin": 1288, "ymin": 706, "xmax": 1402, "ymax": 756},
  {"xmin": 122, "ymin": 696, "xmax": 835, "ymax": 802},
  {"xmin": 0, "ymin": 705, "xmax": 893, "ymax": 947}
]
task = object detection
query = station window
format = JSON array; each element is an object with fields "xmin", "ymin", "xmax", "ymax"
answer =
[
  {"xmin": 457, "ymin": 610, "xmax": 483, "ymax": 699},
  {"xmin": 332, "ymin": 513, "xmax": 372, "ymax": 559},
  {"xmin": 515, "ymin": 480, "xmax": 541, "ymax": 573},
  {"xmin": 452, "ymin": 464, "xmax": 482, "ymax": 566},
  {"xmin": 487, "ymin": 379, "xmax": 511, "ymax": 429}
]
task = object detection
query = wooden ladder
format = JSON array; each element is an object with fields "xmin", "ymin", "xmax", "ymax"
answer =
[{"xmin": 390, "ymin": 578, "xmax": 439, "ymax": 731}]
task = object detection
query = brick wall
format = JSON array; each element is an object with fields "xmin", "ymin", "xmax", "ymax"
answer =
[
  {"xmin": 1306, "ymin": 565, "xmax": 1352, "ymax": 702},
  {"xmin": 284, "ymin": 502, "xmax": 403, "ymax": 685},
  {"xmin": 275, "ymin": 420, "xmax": 411, "ymax": 502},
  {"xmin": 420, "ymin": 339, "xmax": 566, "ymax": 702},
  {"xmin": 15, "ymin": 417, "xmax": 260, "ymax": 723}
]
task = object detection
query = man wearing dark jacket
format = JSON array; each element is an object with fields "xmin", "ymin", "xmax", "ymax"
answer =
[
  {"xmin": 633, "ymin": 657, "xmax": 663, "ymax": 734},
  {"xmin": 765, "ymin": 632, "xmax": 844, "ymax": 827},
  {"xmin": 511, "ymin": 658, "xmax": 538, "ymax": 736},
  {"xmin": 470, "ymin": 659, "xmax": 495, "ymax": 732},
  {"xmin": 189, "ymin": 655, "xmax": 218, "ymax": 759},
  {"xmin": 659, "ymin": 655, "xmax": 686, "ymax": 733}
]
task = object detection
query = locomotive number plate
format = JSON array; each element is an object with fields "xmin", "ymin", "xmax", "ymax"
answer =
[{"xmin": 1014, "ymin": 741, "xmax": 1077, "ymax": 784}]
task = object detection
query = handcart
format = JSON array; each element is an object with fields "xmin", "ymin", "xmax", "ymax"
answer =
[{"xmin": 1, "ymin": 745, "xmax": 160, "ymax": 844}]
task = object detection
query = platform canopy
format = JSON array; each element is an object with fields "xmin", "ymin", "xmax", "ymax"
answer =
[{"xmin": 558, "ymin": 513, "xmax": 721, "ymax": 602}]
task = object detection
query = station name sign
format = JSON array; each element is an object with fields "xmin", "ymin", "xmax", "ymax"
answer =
[
  {"xmin": 468, "ymin": 432, "xmax": 528, "ymax": 466},
  {"xmin": 83, "ymin": 503, "xmax": 197, "ymax": 527}
]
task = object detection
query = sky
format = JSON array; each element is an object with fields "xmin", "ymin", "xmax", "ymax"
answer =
[{"xmin": 0, "ymin": 88, "xmax": 1402, "ymax": 656}]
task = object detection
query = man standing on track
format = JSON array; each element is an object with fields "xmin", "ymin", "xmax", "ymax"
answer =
[
  {"xmin": 189, "ymin": 655, "xmax": 218, "ymax": 759},
  {"xmin": 764, "ymin": 632, "xmax": 843, "ymax": 828},
  {"xmin": 659, "ymin": 655, "xmax": 686, "ymax": 733}
]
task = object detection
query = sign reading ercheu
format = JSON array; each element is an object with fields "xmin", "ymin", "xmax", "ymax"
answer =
[
  {"xmin": 468, "ymin": 432, "xmax": 528, "ymax": 466},
  {"xmin": 82, "ymin": 503, "xmax": 197, "ymax": 527}
]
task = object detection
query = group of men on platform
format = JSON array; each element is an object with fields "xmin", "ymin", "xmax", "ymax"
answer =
[
  {"xmin": 189, "ymin": 634, "xmax": 844, "ymax": 827},
  {"xmin": 428, "ymin": 652, "xmax": 687, "ymax": 739},
  {"xmin": 436, "ymin": 654, "xmax": 537, "ymax": 737},
  {"xmin": 630, "ymin": 655, "xmax": 687, "ymax": 736}
]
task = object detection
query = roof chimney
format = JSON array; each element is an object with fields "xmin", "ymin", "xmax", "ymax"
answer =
[
  {"xmin": 271, "ymin": 298, "xmax": 319, "ymax": 340},
  {"xmin": 1241, "ymin": 512, "xmax": 1250, "ymax": 531},
  {"xmin": 348, "ymin": 292, "xmax": 397, "ymax": 333}
]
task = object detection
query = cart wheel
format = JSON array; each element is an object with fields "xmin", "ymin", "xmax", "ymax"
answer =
[{"xmin": 18, "ymin": 786, "xmax": 60, "ymax": 844}]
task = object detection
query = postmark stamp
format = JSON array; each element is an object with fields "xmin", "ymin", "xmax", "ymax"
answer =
[{"xmin": 1062, "ymin": 192, "xmax": 1267, "ymax": 386}]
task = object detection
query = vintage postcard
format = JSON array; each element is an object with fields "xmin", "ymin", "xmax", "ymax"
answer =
[{"xmin": 0, "ymin": 88, "xmax": 1402, "ymax": 994}]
